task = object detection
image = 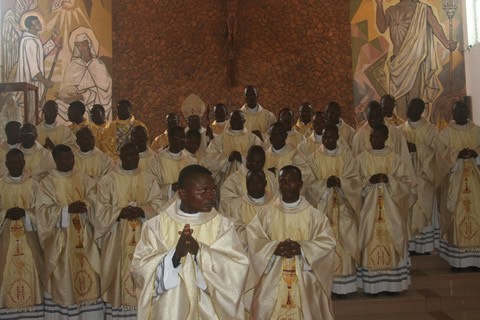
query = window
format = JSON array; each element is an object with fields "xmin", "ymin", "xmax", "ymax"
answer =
[{"xmin": 465, "ymin": 0, "xmax": 480, "ymax": 46}]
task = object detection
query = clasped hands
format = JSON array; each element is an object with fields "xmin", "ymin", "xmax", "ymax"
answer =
[
  {"xmin": 118, "ymin": 205, "xmax": 145, "ymax": 220},
  {"xmin": 327, "ymin": 175, "xmax": 341, "ymax": 188},
  {"xmin": 458, "ymin": 148, "xmax": 478, "ymax": 159},
  {"xmin": 274, "ymin": 239, "xmax": 301, "ymax": 259},
  {"xmin": 6, "ymin": 207, "xmax": 25, "ymax": 220},
  {"xmin": 172, "ymin": 224, "xmax": 199, "ymax": 267},
  {"xmin": 369, "ymin": 173, "xmax": 389, "ymax": 184}
]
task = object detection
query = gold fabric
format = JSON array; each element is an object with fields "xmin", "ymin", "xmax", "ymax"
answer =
[
  {"xmin": 356, "ymin": 148, "xmax": 412, "ymax": 267},
  {"xmin": 438, "ymin": 121, "xmax": 480, "ymax": 247},
  {"xmin": 95, "ymin": 166, "xmax": 163, "ymax": 308},
  {"xmin": 131, "ymin": 201, "xmax": 249, "ymax": 319},
  {"xmin": 36, "ymin": 169, "xmax": 100, "ymax": 305},
  {"xmin": 68, "ymin": 118, "xmax": 92, "ymax": 136},
  {"xmin": 0, "ymin": 174, "xmax": 44, "ymax": 310},
  {"xmin": 385, "ymin": 114, "xmax": 406, "ymax": 127},
  {"xmin": 211, "ymin": 121, "xmax": 227, "ymax": 136},
  {"xmin": 294, "ymin": 120, "xmax": 312, "ymax": 138},
  {"xmin": 36, "ymin": 121, "xmax": 77, "ymax": 147},
  {"xmin": 150, "ymin": 131, "xmax": 168, "ymax": 151},
  {"xmin": 99, "ymin": 116, "xmax": 147, "ymax": 160},
  {"xmin": 246, "ymin": 197, "xmax": 336, "ymax": 320}
]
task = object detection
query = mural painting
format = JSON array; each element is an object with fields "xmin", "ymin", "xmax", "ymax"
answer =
[
  {"xmin": 351, "ymin": 0, "xmax": 466, "ymax": 128},
  {"xmin": 0, "ymin": 0, "xmax": 112, "ymax": 124}
]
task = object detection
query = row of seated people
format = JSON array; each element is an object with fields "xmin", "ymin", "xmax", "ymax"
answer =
[{"xmin": 0, "ymin": 85, "xmax": 479, "ymax": 318}]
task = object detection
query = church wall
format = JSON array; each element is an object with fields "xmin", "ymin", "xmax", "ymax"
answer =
[{"xmin": 112, "ymin": 0, "xmax": 353, "ymax": 137}]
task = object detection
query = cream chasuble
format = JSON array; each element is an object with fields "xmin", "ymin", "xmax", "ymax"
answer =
[
  {"xmin": 18, "ymin": 142, "xmax": 56, "ymax": 181},
  {"xmin": 220, "ymin": 164, "xmax": 278, "ymax": 203},
  {"xmin": 138, "ymin": 148, "xmax": 155, "ymax": 171},
  {"xmin": 398, "ymin": 118, "xmax": 438, "ymax": 237},
  {"xmin": 246, "ymin": 197, "xmax": 336, "ymax": 320},
  {"xmin": 356, "ymin": 148, "xmax": 412, "ymax": 270},
  {"xmin": 204, "ymin": 128, "xmax": 262, "ymax": 185},
  {"xmin": 240, "ymin": 104, "xmax": 277, "ymax": 134},
  {"xmin": 99, "ymin": 116, "xmax": 147, "ymax": 160},
  {"xmin": 0, "ymin": 174, "xmax": 43, "ymax": 310},
  {"xmin": 74, "ymin": 147, "xmax": 113, "ymax": 181},
  {"xmin": 36, "ymin": 170, "xmax": 100, "ymax": 306},
  {"xmin": 36, "ymin": 121, "xmax": 76, "ymax": 148},
  {"xmin": 438, "ymin": 121, "xmax": 480, "ymax": 248},
  {"xmin": 150, "ymin": 131, "xmax": 168, "ymax": 151},
  {"xmin": 131, "ymin": 201, "xmax": 249, "ymax": 320},
  {"xmin": 95, "ymin": 166, "xmax": 163, "ymax": 308},
  {"xmin": 264, "ymin": 145, "xmax": 296, "ymax": 173},
  {"xmin": 305, "ymin": 145, "xmax": 361, "ymax": 282},
  {"xmin": 147, "ymin": 149, "xmax": 197, "ymax": 203}
]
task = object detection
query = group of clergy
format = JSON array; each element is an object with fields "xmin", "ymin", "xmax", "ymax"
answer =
[{"xmin": 0, "ymin": 84, "xmax": 479, "ymax": 320}]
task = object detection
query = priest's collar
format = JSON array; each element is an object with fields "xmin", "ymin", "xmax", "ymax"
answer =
[
  {"xmin": 248, "ymin": 194, "xmax": 266, "ymax": 204},
  {"xmin": 281, "ymin": 197, "xmax": 301, "ymax": 208}
]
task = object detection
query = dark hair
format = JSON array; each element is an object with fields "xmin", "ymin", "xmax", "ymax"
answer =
[
  {"xmin": 5, "ymin": 121, "xmax": 21, "ymax": 133},
  {"xmin": 91, "ymin": 104, "xmax": 105, "ymax": 113},
  {"xmin": 117, "ymin": 99, "xmax": 132, "ymax": 109},
  {"xmin": 52, "ymin": 144, "xmax": 72, "ymax": 160},
  {"xmin": 168, "ymin": 125, "xmax": 185, "ymax": 137},
  {"xmin": 24, "ymin": 16, "xmax": 38, "ymax": 28},
  {"xmin": 177, "ymin": 165, "xmax": 212, "ymax": 189},
  {"xmin": 323, "ymin": 124, "xmax": 339, "ymax": 135},
  {"xmin": 6, "ymin": 148, "xmax": 23, "ymax": 160},
  {"xmin": 186, "ymin": 129, "xmax": 201, "ymax": 140},
  {"xmin": 279, "ymin": 165, "xmax": 302, "ymax": 181},
  {"xmin": 408, "ymin": 98, "xmax": 425, "ymax": 113},
  {"xmin": 43, "ymin": 100, "xmax": 58, "ymax": 111},
  {"xmin": 371, "ymin": 124, "xmax": 389, "ymax": 137},
  {"xmin": 247, "ymin": 145, "xmax": 265, "ymax": 158},
  {"xmin": 76, "ymin": 126, "xmax": 93, "ymax": 138},
  {"xmin": 69, "ymin": 100, "xmax": 86, "ymax": 113}
]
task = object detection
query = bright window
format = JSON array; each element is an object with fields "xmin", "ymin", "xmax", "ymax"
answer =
[{"xmin": 466, "ymin": 0, "xmax": 480, "ymax": 46}]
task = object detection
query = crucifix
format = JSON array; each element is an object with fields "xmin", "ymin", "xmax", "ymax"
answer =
[{"xmin": 226, "ymin": 0, "xmax": 239, "ymax": 86}]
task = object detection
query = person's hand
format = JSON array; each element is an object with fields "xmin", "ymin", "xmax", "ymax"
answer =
[
  {"xmin": 468, "ymin": 149, "xmax": 478, "ymax": 158},
  {"xmin": 407, "ymin": 142, "xmax": 417, "ymax": 153},
  {"xmin": 68, "ymin": 201, "xmax": 87, "ymax": 213},
  {"xmin": 458, "ymin": 148, "xmax": 473, "ymax": 159},
  {"xmin": 6, "ymin": 207, "xmax": 25, "ymax": 220},
  {"xmin": 206, "ymin": 126, "xmax": 214, "ymax": 140},
  {"xmin": 173, "ymin": 224, "xmax": 198, "ymax": 267},
  {"xmin": 228, "ymin": 151, "xmax": 242, "ymax": 163},
  {"xmin": 370, "ymin": 173, "xmax": 389, "ymax": 184},
  {"xmin": 327, "ymin": 175, "xmax": 340, "ymax": 188},
  {"xmin": 447, "ymin": 40, "xmax": 458, "ymax": 52},
  {"xmin": 119, "ymin": 206, "xmax": 144, "ymax": 220},
  {"xmin": 44, "ymin": 137, "xmax": 55, "ymax": 150},
  {"xmin": 274, "ymin": 239, "xmax": 301, "ymax": 258},
  {"xmin": 252, "ymin": 130, "xmax": 263, "ymax": 141},
  {"xmin": 43, "ymin": 79, "xmax": 54, "ymax": 89}
]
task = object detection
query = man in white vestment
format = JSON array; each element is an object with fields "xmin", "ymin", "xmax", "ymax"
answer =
[
  {"xmin": 240, "ymin": 85, "xmax": 276, "ymax": 139},
  {"xmin": 398, "ymin": 98, "xmax": 439, "ymax": 254},
  {"xmin": 0, "ymin": 149, "xmax": 44, "ymax": 319},
  {"xmin": 438, "ymin": 101, "xmax": 480, "ymax": 270},
  {"xmin": 306, "ymin": 124, "xmax": 361, "ymax": 297},
  {"xmin": 131, "ymin": 165, "xmax": 249, "ymax": 319},
  {"xmin": 356, "ymin": 125, "xmax": 413, "ymax": 295},
  {"xmin": 95, "ymin": 143, "xmax": 163, "ymax": 319},
  {"xmin": 246, "ymin": 165, "xmax": 336, "ymax": 319},
  {"xmin": 36, "ymin": 145, "xmax": 103, "ymax": 319},
  {"xmin": 15, "ymin": 16, "xmax": 60, "ymax": 123}
]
